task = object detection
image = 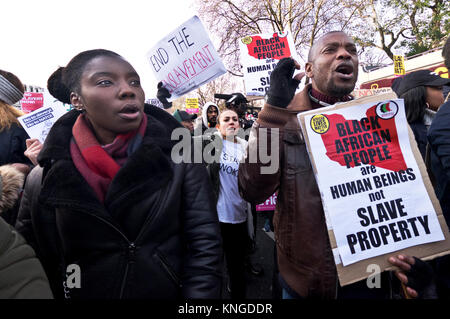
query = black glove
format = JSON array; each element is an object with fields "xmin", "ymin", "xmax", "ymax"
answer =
[
  {"xmin": 266, "ymin": 58, "xmax": 300, "ymax": 108},
  {"xmin": 405, "ymin": 257, "xmax": 437, "ymax": 299},
  {"xmin": 156, "ymin": 82, "xmax": 172, "ymax": 109}
]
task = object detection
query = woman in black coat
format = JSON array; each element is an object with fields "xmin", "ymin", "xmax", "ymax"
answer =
[
  {"xmin": 16, "ymin": 49, "xmax": 222, "ymax": 299},
  {"xmin": 0, "ymin": 70, "xmax": 30, "ymax": 167},
  {"xmin": 0, "ymin": 69, "xmax": 32, "ymax": 225}
]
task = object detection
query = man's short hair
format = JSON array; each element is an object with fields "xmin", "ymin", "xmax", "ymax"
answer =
[{"xmin": 307, "ymin": 31, "xmax": 347, "ymax": 62}]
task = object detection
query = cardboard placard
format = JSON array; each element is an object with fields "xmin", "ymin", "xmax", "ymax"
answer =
[
  {"xmin": 20, "ymin": 92, "xmax": 44, "ymax": 113},
  {"xmin": 394, "ymin": 55, "xmax": 405, "ymax": 76},
  {"xmin": 18, "ymin": 90, "xmax": 71, "ymax": 143},
  {"xmin": 146, "ymin": 98, "xmax": 164, "ymax": 109},
  {"xmin": 256, "ymin": 193, "xmax": 277, "ymax": 211},
  {"xmin": 146, "ymin": 16, "xmax": 227, "ymax": 100},
  {"xmin": 352, "ymin": 88, "xmax": 393, "ymax": 99},
  {"xmin": 185, "ymin": 98, "xmax": 199, "ymax": 114},
  {"xmin": 298, "ymin": 92, "xmax": 450, "ymax": 286},
  {"xmin": 239, "ymin": 31, "xmax": 300, "ymax": 96}
]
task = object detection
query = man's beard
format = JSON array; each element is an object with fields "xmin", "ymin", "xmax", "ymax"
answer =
[
  {"xmin": 208, "ymin": 118, "xmax": 217, "ymax": 127},
  {"xmin": 326, "ymin": 81, "xmax": 355, "ymax": 97}
]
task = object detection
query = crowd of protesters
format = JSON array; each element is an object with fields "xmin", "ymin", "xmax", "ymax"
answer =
[{"xmin": 1, "ymin": 31, "xmax": 450, "ymax": 300}]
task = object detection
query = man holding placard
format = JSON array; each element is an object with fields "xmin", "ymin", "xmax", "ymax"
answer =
[
  {"xmin": 239, "ymin": 31, "xmax": 368, "ymax": 299},
  {"xmin": 238, "ymin": 31, "xmax": 449, "ymax": 299}
]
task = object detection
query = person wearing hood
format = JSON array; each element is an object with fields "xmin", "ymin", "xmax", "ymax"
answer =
[
  {"xmin": 195, "ymin": 102, "xmax": 220, "ymax": 134},
  {"xmin": 0, "ymin": 69, "xmax": 33, "ymax": 225}
]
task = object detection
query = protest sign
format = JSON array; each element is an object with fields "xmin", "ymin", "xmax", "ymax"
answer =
[
  {"xmin": 147, "ymin": 98, "xmax": 164, "ymax": 109},
  {"xmin": 18, "ymin": 92, "xmax": 68, "ymax": 143},
  {"xmin": 352, "ymin": 88, "xmax": 393, "ymax": 99},
  {"xmin": 43, "ymin": 90, "xmax": 73, "ymax": 112},
  {"xmin": 298, "ymin": 93, "xmax": 450, "ymax": 285},
  {"xmin": 256, "ymin": 193, "xmax": 277, "ymax": 212},
  {"xmin": 185, "ymin": 98, "xmax": 199, "ymax": 114},
  {"xmin": 394, "ymin": 55, "xmax": 405, "ymax": 76},
  {"xmin": 146, "ymin": 15, "xmax": 227, "ymax": 100},
  {"xmin": 239, "ymin": 31, "xmax": 300, "ymax": 96},
  {"xmin": 20, "ymin": 92, "xmax": 44, "ymax": 113}
]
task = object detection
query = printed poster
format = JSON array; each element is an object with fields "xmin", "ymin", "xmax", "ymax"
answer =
[
  {"xmin": 351, "ymin": 88, "xmax": 393, "ymax": 99},
  {"xmin": 394, "ymin": 55, "xmax": 405, "ymax": 76},
  {"xmin": 18, "ymin": 96, "xmax": 68, "ymax": 143},
  {"xmin": 185, "ymin": 98, "xmax": 199, "ymax": 114},
  {"xmin": 300, "ymin": 97, "xmax": 445, "ymax": 267},
  {"xmin": 20, "ymin": 92, "xmax": 44, "ymax": 113},
  {"xmin": 147, "ymin": 98, "xmax": 164, "ymax": 109},
  {"xmin": 146, "ymin": 15, "xmax": 227, "ymax": 100},
  {"xmin": 239, "ymin": 31, "xmax": 300, "ymax": 96},
  {"xmin": 256, "ymin": 193, "xmax": 277, "ymax": 212}
]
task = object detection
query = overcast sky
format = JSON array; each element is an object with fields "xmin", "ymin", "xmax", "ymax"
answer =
[{"xmin": 1, "ymin": 0, "xmax": 199, "ymax": 98}]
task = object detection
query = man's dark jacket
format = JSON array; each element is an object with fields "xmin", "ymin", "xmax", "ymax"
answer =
[
  {"xmin": 16, "ymin": 104, "xmax": 223, "ymax": 299},
  {"xmin": 238, "ymin": 84, "xmax": 392, "ymax": 298}
]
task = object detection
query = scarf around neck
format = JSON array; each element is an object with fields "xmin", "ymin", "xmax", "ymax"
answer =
[
  {"xmin": 310, "ymin": 87, "xmax": 353, "ymax": 107},
  {"xmin": 70, "ymin": 113, "xmax": 147, "ymax": 202}
]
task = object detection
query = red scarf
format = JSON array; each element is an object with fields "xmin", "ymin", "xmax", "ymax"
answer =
[{"xmin": 70, "ymin": 114, "xmax": 147, "ymax": 202}]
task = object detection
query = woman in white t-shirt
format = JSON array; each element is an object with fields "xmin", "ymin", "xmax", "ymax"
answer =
[{"xmin": 205, "ymin": 109, "xmax": 249, "ymax": 299}]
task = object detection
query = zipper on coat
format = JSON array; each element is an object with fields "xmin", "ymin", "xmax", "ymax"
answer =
[
  {"xmin": 119, "ymin": 242, "xmax": 137, "ymax": 299},
  {"xmin": 58, "ymin": 186, "xmax": 169, "ymax": 298},
  {"xmin": 156, "ymin": 251, "xmax": 182, "ymax": 288},
  {"xmin": 70, "ymin": 208, "xmax": 135, "ymax": 299},
  {"xmin": 134, "ymin": 184, "xmax": 169, "ymax": 244}
]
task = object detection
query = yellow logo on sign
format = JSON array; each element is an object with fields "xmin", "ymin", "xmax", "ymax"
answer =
[
  {"xmin": 310, "ymin": 114, "xmax": 330, "ymax": 134},
  {"xmin": 241, "ymin": 36, "xmax": 253, "ymax": 45}
]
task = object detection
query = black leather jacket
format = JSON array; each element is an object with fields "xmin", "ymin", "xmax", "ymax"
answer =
[{"xmin": 16, "ymin": 105, "xmax": 223, "ymax": 299}]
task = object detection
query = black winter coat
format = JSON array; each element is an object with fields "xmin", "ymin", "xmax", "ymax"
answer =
[
  {"xmin": 428, "ymin": 100, "xmax": 450, "ymax": 229},
  {"xmin": 16, "ymin": 105, "xmax": 223, "ymax": 299},
  {"xmin": 0, "ymin": 123, "xmax": 30, "ymax": 166},
  {"xmin": 410, "ymin": 121, "xmax": 427, "ymax": 160}
]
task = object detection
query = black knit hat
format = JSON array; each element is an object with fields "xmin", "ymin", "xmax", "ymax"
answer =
[{"xmin": 391, "ymin": 70, "xmax": 450, "ymax": 96}]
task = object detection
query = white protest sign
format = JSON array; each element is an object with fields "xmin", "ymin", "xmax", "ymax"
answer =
[
  {"xmin": 352, "ymin": 88, "xmax": 393, "ymax": 99},
  {"xmin": 239, "ymin": 31, "xmax": 300, "ymax": 96},
  {"xmin": 146, "ymin": 15, "xmax": 227, "ymax": 100},
  {"xmin": 18, "ymin": 92, "xmax": 68, "ymax": 143},
  {"xmin": 146, "ymin": 98, "xmax": 164, "ymax": 109},
  {"xmin": 300, "ymin": 98, "xmax": 444, "ymax": 266}
]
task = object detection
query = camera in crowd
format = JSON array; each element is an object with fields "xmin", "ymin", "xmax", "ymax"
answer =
[{"xmin": 214, "ymin": 93, "xmax": 257, "ymax": 130}]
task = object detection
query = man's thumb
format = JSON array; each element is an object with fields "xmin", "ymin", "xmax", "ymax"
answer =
[{"xmin": 294, "ymin": 72, "xmax": 305, "ymax": 82}]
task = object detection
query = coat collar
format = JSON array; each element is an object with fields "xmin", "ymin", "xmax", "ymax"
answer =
[
  {"xmin": 38, "ymin": 104, "xmax": 180, "ymax": 165},
  {"xmin": 37, "ymin": 104, "xmax": 180, "ymax": 221}
]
